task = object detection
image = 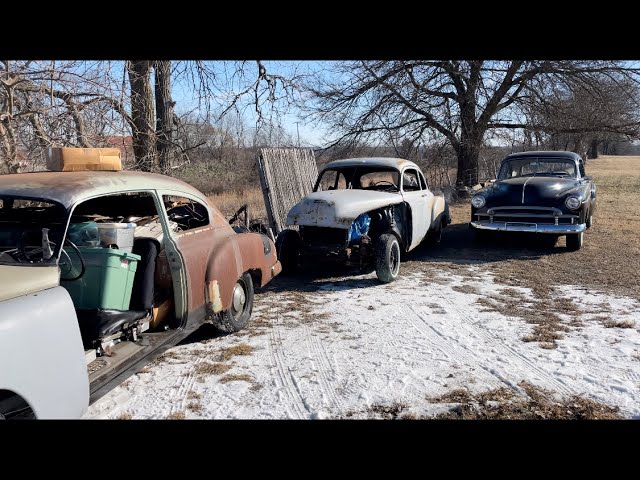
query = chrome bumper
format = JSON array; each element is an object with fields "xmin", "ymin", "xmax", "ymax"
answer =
[{"xmin": 470, "ymin": 221, "xmax": 586, "ymax": 234}]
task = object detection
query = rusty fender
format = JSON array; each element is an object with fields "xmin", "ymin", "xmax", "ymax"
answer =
[{"xmin": 204, "ymin": 232, "xmax": 280, "ymax": 314}]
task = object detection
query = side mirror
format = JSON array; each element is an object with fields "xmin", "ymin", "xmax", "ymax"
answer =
[{"xmin": 583, "ymin": 175, "xmax": 592, "ymax": 181}]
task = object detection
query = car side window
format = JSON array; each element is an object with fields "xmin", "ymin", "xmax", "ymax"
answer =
[
  {"xmin": 579, "ymin": 161, "xmax": 586, "ymax": 178},
  {"xmin": 402, "ymin": 169, "xmax": 421, "ymax": 192},
  {"xmin": 418, "ymin": 171, "xmax": 428, "ymax": 190},
  {"xmin": 162, "ymin": 196, "xmax": 209, "ymax": 232}
]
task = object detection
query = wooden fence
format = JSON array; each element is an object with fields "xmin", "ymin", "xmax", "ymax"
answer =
[{"xmin": 257, "ymin": 148, "xmax": 319, "ymax": 237}]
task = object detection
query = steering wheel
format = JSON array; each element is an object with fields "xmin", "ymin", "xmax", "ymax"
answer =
[
  {"xmin": 16, "ymin": 230, "xmax": 86, "ymax": 280},
  {"xmin": 373, "ymin": 180, "xmax": 397, "ymax": 191},
  {"xmin": 59, "ymin": 239, "xmax": 86, "ymax": 282}
]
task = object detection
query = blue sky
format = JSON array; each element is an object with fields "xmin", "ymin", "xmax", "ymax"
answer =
[{"xmin": 170, "ymin": 61, "xmax": 330, "ymax": 147}]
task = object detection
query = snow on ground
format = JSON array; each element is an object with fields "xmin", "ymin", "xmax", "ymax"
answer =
[{"xmin": 85, "ymin": 269, "xmax": 640, "ymax": 419}]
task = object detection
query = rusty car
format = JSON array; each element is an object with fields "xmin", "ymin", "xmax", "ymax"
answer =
[
  {"xmin": 470, "ymin": 151, "xmax": 596, "ymax": 250},
  {"xmin": 0, "ymin": 148, "xmax": 281, "ymax": 418},
  {"xmin": 276, "ymin": 157, "xmax": 450, "ymax": 282}
]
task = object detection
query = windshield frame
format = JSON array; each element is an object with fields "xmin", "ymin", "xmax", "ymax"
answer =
[
  {"xmin": 314, "ymin": 166, "xmax": 401, "ymax": 193},
  {"xmin": 497, "ymin": 157, "xmax": 579, "ymax": 180}
]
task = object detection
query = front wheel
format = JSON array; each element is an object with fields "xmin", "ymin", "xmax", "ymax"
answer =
[
  {"xmin": 375, "ymin": 233, "xmax": 401, "ymax": 283},
  {"xmin": 586, "ymin": 213, "xmax": 594, "ymax": 229},
  {"xmin": 275, "ymin": 229, "xmax": 301, "ymax": 274},
  {"xmin": 566, "ymin": 232, "xmax": 584, "ymax": 251},
  {"xmin": 214, "ymin": 273, "xmax": 254, "ymax": 332},
  {"xmin": 426, "ymin": 220, "xmax": 443, "ymax": 246}
]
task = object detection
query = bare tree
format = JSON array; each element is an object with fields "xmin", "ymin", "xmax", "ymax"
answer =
[
  {"xmin": 0, "ymin": 60, "xmax": 133, "ymax": 173},
  {"xmin": 308, "ymin": 61, "xmax": 640, "ymax": 187},
  {"xmin": 128, "ymin": 61, "xmax": 157, "ymax": 171},
  {"xmin": 519, "ymin": 76, "xmax": 640, "ymax": 159},
  {"xmin": 154, "ymin": 60, "xmax": 175, "ymax": 174}
]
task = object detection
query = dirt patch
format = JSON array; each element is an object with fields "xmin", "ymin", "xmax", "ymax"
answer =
[
  {"xmin": 116, "ymin": 411, "xmax": 133, "ymax": 420},
  {"xmin": 452, "ymin": 284, "xmax": 481, "ymax": 295},
  {"xmin": 434, "ymin": 382, "xmax": 621, "ymax": 420}
]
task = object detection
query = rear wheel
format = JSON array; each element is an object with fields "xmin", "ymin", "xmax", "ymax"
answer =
[
  {"xmin": 275, "ymin": 229, "xmax": 301, "ymax": 274},
  {"xmin": 375, "ymin": 233, "xmax": 401, "ymax": 283},
  {"xmin": 214, "ymin": 273, "xmax": 254, "ymax": 332},
  {"xmin": 566, "ymin": 232, "xmax": 584, "ymax": 251}
]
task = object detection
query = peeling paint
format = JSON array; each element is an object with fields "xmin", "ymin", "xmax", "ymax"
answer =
[{"xmin": 206, "ymin": 280, "xmax": 223, "ymax": 313}]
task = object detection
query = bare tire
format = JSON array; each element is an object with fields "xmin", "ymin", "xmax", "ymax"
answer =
[
  {"xmin": 426, "ymin": 219, "xmax": 443, "ymax": 246},
  {"xmin": 275, "ymin": 229, "xmax": 301, "ymax": 274},
  {"xmin": 213, "ymin": 273, "xmax": 254, "ymax": 333},
  {"xmin": 375, "ymin": 233, "xmax": 401, "ymax": 283},
  {"xmin": 566, "ymin": 232, "xmax": 584, "ymax": 251}
]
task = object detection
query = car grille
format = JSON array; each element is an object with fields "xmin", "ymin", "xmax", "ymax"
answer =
[{"xmin": 476, "ymin": 206, "xmax": 578, "ymax": 225}]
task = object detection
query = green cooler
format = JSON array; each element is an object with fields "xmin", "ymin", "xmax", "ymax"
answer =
[{"xmin": 62, "ymin": 246, "xmax": 141, "ymax": 310}]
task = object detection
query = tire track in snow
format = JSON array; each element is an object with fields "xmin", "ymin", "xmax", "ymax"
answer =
[
  {"xmin": 432, "ymin": 288, "xmax": 575, "ymax": 396},
  {"xmin": 266, "ymin": 296, "xmax": 311, "ymax": 419},
  {"xmin": 303, "ymin": 323, "xmax": 345, "ymax": 413},
  {"xmin": 396, "ymin": 304, "xmax": 507, "ymax": 390}
]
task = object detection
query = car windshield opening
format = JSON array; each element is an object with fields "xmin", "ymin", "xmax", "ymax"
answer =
[
  {"xmin": 0, "ymin": 197, "xmax": 67, "ymax": 266},
  {"xmin": 498, "ymin": 158, "xmax": 577, "ymax": 180},
  {"xmin": 315, "ymin": 167, "xmax": 400, "ymax": 193}
]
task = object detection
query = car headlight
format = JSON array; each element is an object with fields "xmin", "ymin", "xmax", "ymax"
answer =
[
  {"xmin": 565, "ymin": 196, "xmax": 581, "ymax": 210},
  {"xmin": 471, "ymin": 195, "xmax": 486, "ymax": 208}
]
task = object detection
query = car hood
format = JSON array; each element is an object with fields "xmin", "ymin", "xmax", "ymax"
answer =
[
  {"xmin": 480, "ymin": 176, "xmax": 582, "ymax": 206},
  {"xmin": 286, "ymin": 190, "xmax": 403, "ymax": 228},
  {"xmin": 0, "ymin": 265, "xmax": 60, "ymax": 303}
]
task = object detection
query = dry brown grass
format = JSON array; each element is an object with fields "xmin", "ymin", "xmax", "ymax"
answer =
[
  {"xmin": 166, "ymin": 410, "xmax": 186, "ymax": 420},
  {"xmin": 216, "ymin": 343, "xmax": 255, "ymax": 362},
  {"xmin": 194, "ymin": 361, "xmax": 232, "ymax": 376},
  {"xmin": 219, "ymin": 373, "xmax": 254, "ymax": 384},
  {"xmin": 208, "ymin": 188, "xmax": 266, "ymax": 219},
  {"xmin": 116, "ymin": 411, "xmax": 133, "ymax": 420},
  {"xmin": 602, "ymin": 319, "xmax": 636, "ymax": 329},
  {"xmin": 343, "ymin": 401, "xmax": 410, "ymax": 419},
  {"xmin": 431, "ymin": 387, "xmax": 516, "ymax": 404},
  {"xmin": 187, "ymin": 390, "xmax": 202, "ymax": 400},
  {"xmin": 187, "ymin": 401, "xmax": 204, "ymax": 414},
  {"xmin": 433, "ymin": 383, "xmax": 621, "ymax": 420}
]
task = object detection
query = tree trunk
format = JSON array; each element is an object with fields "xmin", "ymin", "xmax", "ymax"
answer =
[
  {"xmin": 127, "ymin": 61, "xmax": 157, "ymax": 172},
  {"xmin": 455, "ymin": 140, "xmax": 481, "ymax": 187},
  {"xmin": 154, "ymin": 60, "xmax": 174, "ymax": 174},
  {"xmin": 588, "ymin": 138, "xmax": 599, "ymax": 159}
]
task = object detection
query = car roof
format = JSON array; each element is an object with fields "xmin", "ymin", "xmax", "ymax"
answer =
[
  {"xmin": 323, "ymin": 157, "xmax": 420, "ymax": 171},
  {"xmin": 503, "ymin": 151, "xmax": 581, "ymax": 162},
  {"xmin": 0, "ymin": 170, "xmax": 207, "ymax": 208}
]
